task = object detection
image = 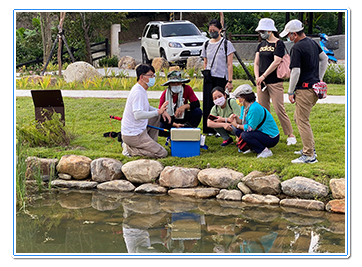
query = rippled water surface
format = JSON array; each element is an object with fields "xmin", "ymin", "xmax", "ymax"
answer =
[{"xmin": 16, "ymin": 189, "xmax": 345, "ymax": 255}]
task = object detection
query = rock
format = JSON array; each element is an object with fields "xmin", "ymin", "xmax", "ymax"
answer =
[
  {"xmin": 58, "ymin": 173, "xmax": 72, "ymax": 180},
  {"xmin": 51, "ymin": 179, "xmax": 98, "ymax": 190},
  {"xmin": 198, "ymin": 168, "xmax": 244, "ymax": 189},
  {"xmin": 118, "ymin": 56, "xmax": 136, "ymax": 69},
  {"xmin": 135, "ymin": 183, "xmax": 168, "ymax": 194},
  {"xmin": 216, "ymin": 189, "xmax": 242, "ymax": 201},
  {"xmin": 326, "ymin": 199, "xmax": 345, "ymax": 213},
  {"xmin": 63, "ymin": 61, "xmax": 101, "ymax": 83},
  {"xmin": 168, "ymin": 187, "xmax": 220, "ymax": 199},
  {"xmin": 280, "ymin": 199, "xmax": 325, "ymax": 211},
  {"xmin": 91, "ymin": 158, "xmax": 124, "ymax": 182},
  {"xmin": 152, "ymin": 57, "xmax": 169, "ymax": 71},
  {"xmin": 122, "ymin": 159, "xmax": 164, "ymax": 184},
  {"xmin": 159, "ymin": 166, "xmax": 199, "ymax": 188},
  {"xmin": 97, "ymin": 180, "xmax": 135, "ymax": 192},
  {"xmin": 242, "ymin": 194, "xmax": 280, "ymax": 205},
  {"xmin": 329, "ymin": 178, "xmax": 345, "ymax": 199},
  {"xmin": 244, "ymin": 174, "xmax": 281, "ymax": 195},
  {"xmin": 237, "ymin": 182, "xmax": 252, "ymax": 195},
  {"xmin": 25, "ymin": 156, "xmax": 58, "ymax": 181},
  {"xmin": 186, "ymin": 56, "xmax": 204, "ymax": 70},
  {"xmin": 168, "ymin": 66, "xmax": 180, "ymax": 72},
  {"xmin": 56, "ymin": 155, "xmax": 92, "ymax": 180},
  {"xmin": 241, "ymin": 170, "xmax": 265, "ymax": 183},
  {"xmin": 281, "ymin": 177, "xmax": 329, "ymax": 199}
]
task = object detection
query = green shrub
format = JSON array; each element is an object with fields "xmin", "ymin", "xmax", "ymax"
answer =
[{"xmin": 98, "ymin": 56, "xmax": 119, "ymax": 67}]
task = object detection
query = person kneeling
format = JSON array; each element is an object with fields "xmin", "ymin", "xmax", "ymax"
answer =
[
  {"xmin": 230, "ymin": 84, "xmax": 280, "ymax": 158},
  {"xmin": 207, "ymin": 86, "xmax": 241, "ymax": 146},
  {"xmin": 158, "ymin": 71, "xmax": 202, "ymax": 136}
]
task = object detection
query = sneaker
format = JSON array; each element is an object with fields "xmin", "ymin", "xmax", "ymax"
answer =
[
  {"xmin": 291, "ymin": 154, "xmax": 318, "ymax": 164},
  {"xmin": 286, "ymin": 136, "xmax": 297, "ymax": 145},
  {"xmin": 257, "ymin": 148, "xmax": 273, "ymax": 158},
  {"xmin": 221, "ymin": 137, "xmax": 233, "ymax": 147},
  {"xmin": 294, "ymin": 149, "xmax": 317, "ymax": 157},
  {"xmin": 122, "ymin": 142, "xmax": 131, "ymax": 157}
]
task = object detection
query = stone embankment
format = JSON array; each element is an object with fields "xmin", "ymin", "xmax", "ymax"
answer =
[{"xmin": 25, "ymin": 155, "xmax": 346, "ymax": 214}]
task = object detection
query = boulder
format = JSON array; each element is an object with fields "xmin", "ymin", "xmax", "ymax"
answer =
[
  {"xmin": 152, "ymin": 57, "xmax": 169, "ymax": 71},
  {"xmin": 216, "ymin": 189, "xmax": 242, "ymax": 201},
  {"xmin": 51, "ymin": 179, "xmax": 98, "ymax": 190},
  {"xmin": 91, "ymin": 158, "xmax": 124, "ymax": 182},
  {"xmin": 97, "ymin": 180, "xmax": 135, "ymax": 192},
  {"xmin": 122, "ymin": 159, "xmax": 164, "ymax": 184},
  {"xmin": 237, "ymin": 181, "xmax": 253, "ymax": 195},
  {"xmin": 134, "ymin": 183, "xmax": 168, "ymax": 194},
  {"xmin": 281, "ymin": 177, "xmax": 329, "ymax": 199},
  {"xmin": 198, "ymin": 168, "xmax": 244, "ymax": 189},
  {"xmin": 159, "ymin": 166, "xmax": 199, "ymax": 188},
  {"xmin": 326, "ymin": 199, "xmax": 345, "ymax": 213},
  {"xmin": 186, "ymin": 56, "xmax": 204, "ymax": 70},
  {"xmin": 329, "ymin": 178, "xmax": 345, "ymax": 199},
  {"xmin": 118, "ymin": 56, "xmax": 136, "ymax": 69},
  {"xmin": 242, "ymin": 194, "xmax": 280, "ymax": 205},
  {"xmin": 63, "ymin": 61, "xmax": 101, "ymax": 83},
  {"xmin": 56, "ymin": 155, "xmax": 92, "ymax": 180},
  {"xmin": 241, "ymin": 170, "xmax": 265, "ymax": 183},
  {"xmin": 280, "ymin": 199, "xmax": 325, "ymax": 211},
  {"xmin": 25, "ymin": 156, "xmax": 58, "ymax": 181},
  {"xmin": 244, "ymin": 174, "xmax": 281, "ymax": 195},
  {"xmin": 168, "ymin": 187, "xmax": 220, "ymax": 199}
]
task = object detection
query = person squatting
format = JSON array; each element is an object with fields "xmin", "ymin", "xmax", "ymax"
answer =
[{"xmin": 120, "ymin": 18, "xmax": 328, "ymax": 164}]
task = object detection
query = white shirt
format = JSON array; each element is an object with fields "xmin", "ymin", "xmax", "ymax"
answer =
[{"xmin": 121, "ymin": 83, "xmax": 158, "ymax": 136}]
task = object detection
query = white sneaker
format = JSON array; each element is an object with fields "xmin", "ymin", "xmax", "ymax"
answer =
[
  {"xmin": 291, "ymin": 154, "xmax": 318, "ymax": 164},
  {"xmin": 286, "ymin": 136, "xmax": 297, "ymax": 145},
  {"xmin": 122, "ymin": 142, "xmax": 131, "ymax": 157},
  {"xmin": 257, "ymin": 148, "xmax": 273, "ymax": 158}
]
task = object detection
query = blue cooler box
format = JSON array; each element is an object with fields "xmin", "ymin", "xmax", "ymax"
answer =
[{"xmin": 171, "ymin": 128, "xmax": 201, "ymax": 157}]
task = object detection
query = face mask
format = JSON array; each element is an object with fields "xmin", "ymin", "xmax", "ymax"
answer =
[
  {"xmin": 209, "ymin": 31, "xmax": 219, "ymax": 39},
  {"xmin": 236, "ymin": 99, "xmax": 243, "ymax": 106},
  {"xmin": 214, "ymin": 96, "xmax": 226, "ymax": 106},
  {"xmin": 260, "ymin": 31, "xmax": 270, "ymax": 40},
  {"xmin": 146, "ymin": 77, "xmax": 155, "ymax": 87},
  {"xmin": 170, "ymin": 85, "xmax": 182, "ymax": 94},
  {"xmin": 287, "ymin": 33, "xmax": 295, "ymax": 43}
]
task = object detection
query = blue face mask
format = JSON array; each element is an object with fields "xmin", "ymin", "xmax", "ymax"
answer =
[{"xmin": 146, "ymin": 77, "xmax": 156, "ymax": 87}]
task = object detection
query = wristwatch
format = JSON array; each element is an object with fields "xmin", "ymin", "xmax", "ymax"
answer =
[{"xmin": 228, "ymin": 80, "xmax": 232, "ymax": 83}]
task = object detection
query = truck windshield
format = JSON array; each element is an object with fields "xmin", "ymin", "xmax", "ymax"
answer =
[{"xmin": 161, "ymin": 23, "xmax": 201, "ymax": 37}]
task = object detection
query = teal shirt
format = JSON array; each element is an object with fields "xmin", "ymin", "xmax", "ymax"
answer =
[{"xmin": 239, "ymin": 102, "xmax": 279, "ymax": 138}]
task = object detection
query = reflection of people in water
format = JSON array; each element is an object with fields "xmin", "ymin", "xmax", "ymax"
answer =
[{"xmin": 123, "ymin": 227, "xmax": 151, "ymax": 253}]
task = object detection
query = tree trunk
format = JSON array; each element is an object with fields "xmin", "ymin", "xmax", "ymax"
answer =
[
  {"xmin": 79, "ymin": 12, "xmax": 92, "ymax": 64},
  {"xmin": 39, "ymin": 12, "xmax": 53, "ymax": 65},
  {"xmin": 57, "ymin": 12, "xmax": 66, "ymax": 75}
]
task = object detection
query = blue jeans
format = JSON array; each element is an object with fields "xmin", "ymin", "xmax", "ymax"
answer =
[{"xmin": 241, "ymin": 131, "xmax": 280, "ymax": 154}]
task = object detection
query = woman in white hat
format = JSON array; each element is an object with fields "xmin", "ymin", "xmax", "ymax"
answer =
[{"xmin": 254, "ymin": 18, "xmax": 297, "ymax": 146}]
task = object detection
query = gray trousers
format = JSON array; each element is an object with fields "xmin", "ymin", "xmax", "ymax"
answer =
[{"xmin": 122, "ymin": 115, "xmax": 168, "ymax": 158}]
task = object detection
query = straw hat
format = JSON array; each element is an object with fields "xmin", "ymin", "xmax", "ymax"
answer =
[{"xmin": 161, "ymin": 71, "xmax": 190, "ymax": 86}]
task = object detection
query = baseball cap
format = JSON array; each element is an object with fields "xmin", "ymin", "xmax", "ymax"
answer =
[
  {"xmin": 230, "ymin": 84, "xmax": 253, "ymax": 98},
  {"xmin": 280, "ymin": 19, "xmax": 304, "ymax": 38},
  {"xmin": 255, "ymin": 18, "xmax": 277, "ymax": 32}
]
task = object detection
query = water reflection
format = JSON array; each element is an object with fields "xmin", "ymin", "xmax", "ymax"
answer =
[{"xmin": 16, "ymin": 189, "xmax": 345, "ymax": 254}]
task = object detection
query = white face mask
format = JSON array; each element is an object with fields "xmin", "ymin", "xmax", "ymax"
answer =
[
  {"xmin": 214, "ymin": 96, "xmax": 226, "ymax": 106},
  {"xmin": 170, "ymin": 85, "xmax": 182, "ymax": 94}
]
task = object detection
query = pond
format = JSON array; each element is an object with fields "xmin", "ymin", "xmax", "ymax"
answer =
[{"xmin": 16, "ymin": 189, "xmax": 345, "ymax": 255}]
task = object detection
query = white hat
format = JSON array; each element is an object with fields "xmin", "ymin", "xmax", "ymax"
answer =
[
  {"xmin": 255, "ymin": 18, "xmax": 277, "ymax": 32},
  {"xmin": 280, "ymin": 19, "xmax": 304, "ymax": 37},
  {"xmin": 230, "ymin": 84, "xmax": 253, "ymax": 98}
]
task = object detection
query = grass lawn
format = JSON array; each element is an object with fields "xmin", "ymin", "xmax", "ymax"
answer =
[{"xmin": 16, "ymin": 96, "xmax": 346, "ymax": 186}]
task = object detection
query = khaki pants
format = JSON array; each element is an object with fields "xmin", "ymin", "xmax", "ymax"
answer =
[
  {"xmin": 294, "ymin": 89, "xmax": 318, "ymax": 157},
  {"xmin": 257, "ymin": 82, "xmax": 293, "ymax": 136},
  {"xmin": 122, "ymin": 115, "xmax": 168, "ymax": 158}
]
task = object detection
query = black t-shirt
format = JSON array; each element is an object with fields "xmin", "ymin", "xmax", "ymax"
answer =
[
  {"xmin": 289, "ymin": 37, "xmax": 323, "ymax": 89},
  {"xmin": 256, "ymin": 40, "xmax": 285, "ymax": 84}
]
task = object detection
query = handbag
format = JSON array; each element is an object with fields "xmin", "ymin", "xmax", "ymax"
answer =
[
  {"xmin": 313, "ymin": 81, "xmax": 328, "ymax": 99},
  {"xmin": 277, "ymin": 43, "xmax": 290, "ymax": 80},
  {"xmin": 236, "ymin": 108, "xmax": 267, "ymax": 152}
]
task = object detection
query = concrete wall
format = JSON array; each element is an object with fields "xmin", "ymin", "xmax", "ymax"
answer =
[{"xmin": 232, "ymin": 35, "xmax": 345, "ymax": 61}]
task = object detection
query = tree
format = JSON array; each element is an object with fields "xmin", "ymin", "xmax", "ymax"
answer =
[{"xmin": 39, "ymin": 12, "xmax": 53, "ymax": 65}]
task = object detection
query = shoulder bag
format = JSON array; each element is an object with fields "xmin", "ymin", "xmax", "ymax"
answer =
[{"xmin": 276, "ymin": 41, "xmax": 291, "ymax": 80}]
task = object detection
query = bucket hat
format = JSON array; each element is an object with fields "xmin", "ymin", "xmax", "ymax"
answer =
[
  {"xmin": 280, "ymin": 19, "xmax": 304, "ymax": 37},
  {"xmin": 230, "ymin": 84, "xmax": 253, "ymax": 98},
  {"xmin": 255, "ymin": 18, "xmax": 277, "ymax": 32},
  {"xmin": 161, "ymin": 71, "xmax": 190, "ymax": 86}
]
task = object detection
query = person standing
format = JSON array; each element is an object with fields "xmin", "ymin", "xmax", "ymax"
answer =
[
  {"xmin": 121, "ymin": 64, "xmax": 171, "ymax": 158},
  {"xmin": 280, "ymin": 19, "xmax": 328, "ymax": 163},
  {"xmin": 201, "ymin": 19, "xmax": 236, "ymax": 134},
  {"xmin": 254, "ymin": 18, "xmax": 297, "ymax": 146}
]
